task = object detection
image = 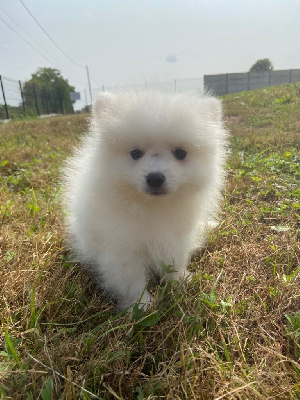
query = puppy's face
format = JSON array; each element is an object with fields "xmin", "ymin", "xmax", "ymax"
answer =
[
  {"xmin": 92, "ymin": 92, "xmax": 224, "ymax": 199},
  {"xmin": 126, "ymin": 144, "xmax": 190, "ymax": 196}
]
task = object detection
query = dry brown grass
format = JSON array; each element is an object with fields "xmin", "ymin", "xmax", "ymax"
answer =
[{"xmin": 0, "ymin": 85, "xmax": 299, "ymax": 399}]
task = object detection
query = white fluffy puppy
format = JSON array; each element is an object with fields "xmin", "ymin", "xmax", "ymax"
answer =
[{"xmin": 63, "ymin": 91, "xmax": 227, "ymax": 309}]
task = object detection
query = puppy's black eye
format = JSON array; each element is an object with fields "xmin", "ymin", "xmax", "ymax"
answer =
[
  {"xmin": 173, "ymin": 148, "xmax": 187, "ymax": 160},
  {"xmin": 131, "ymin": 149, "xmax": 144, "ymax": 160}
]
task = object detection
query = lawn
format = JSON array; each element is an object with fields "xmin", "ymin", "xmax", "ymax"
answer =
[{"xmin": 0, "ymin": 84, "xmax": 299, "ymax": 399}]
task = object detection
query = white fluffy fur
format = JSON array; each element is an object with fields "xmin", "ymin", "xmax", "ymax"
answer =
[{"xmin": 62, "ymin": 91, "xmax": 227, "ymax": 309}]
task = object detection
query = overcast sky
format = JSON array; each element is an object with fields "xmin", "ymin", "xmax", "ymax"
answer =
[{"xmin": 1, "ymin": 0, "xmax": 300, "ymax": 108}]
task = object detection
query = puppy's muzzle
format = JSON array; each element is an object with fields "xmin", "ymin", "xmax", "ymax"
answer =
[
  {"xmin": 146, "ymin": 172, "xmax": 166, "ymax": 188},
  {"xmin": 145, "ymin": 172, "xmax": 168, "ymax": 195}
]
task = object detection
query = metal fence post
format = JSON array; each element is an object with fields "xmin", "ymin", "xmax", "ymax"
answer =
[
  {"xmin": 53, "ymin": 89, "xmax": 58, "ymax": 113},
  {"xmin": 0, "ymin": 75, "xmax": 9, "ymax": 119},
  {"xmin": 32, "ymin": 83, "xmax": 40, "ymax": 116},
  {"xmin": 43, "ymin": 86, "xmax": 50, "ymax": 115},
  {"xmin": 58, "ymin": 90, "xmax": 64, "ymax": 114},
  {"xmin": 225, "ymin": 73, "xmax": 229, "ymax": 94},
  {"xmin": 19, "ymin": 80, "xmax": 26, "ymax": 117}
]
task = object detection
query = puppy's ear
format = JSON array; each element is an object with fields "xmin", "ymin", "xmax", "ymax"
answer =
[{"xmin": 92, "ymin": 92, "xmax": 115, "ymax": 118}]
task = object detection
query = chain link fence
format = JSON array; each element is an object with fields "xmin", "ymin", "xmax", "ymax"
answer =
[
  {"xmin": 0, "ymin": 75, "xmax": 64, "ymax": 120},
  {"xmin": 93, "ymin": 78, "xmax": 204, "ymax": 98}
]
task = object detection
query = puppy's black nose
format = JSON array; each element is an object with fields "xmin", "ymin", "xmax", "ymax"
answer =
[{"xmin": 146, "ymin": 172, "xmax": 166, "ymax": 188}]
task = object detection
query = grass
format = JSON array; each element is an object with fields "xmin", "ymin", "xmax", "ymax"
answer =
[{"xmin": 0, "ymin": 84, "xmax": 299, "ymax": 399}]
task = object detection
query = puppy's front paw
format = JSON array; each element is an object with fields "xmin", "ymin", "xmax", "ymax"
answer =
[
  {"xmin": 139, "ymin": 290, "xmax": 152, "ymax": 306},
  {"xmin": 122, "ymin": 290, "xmax": 152, "ymax": 311}
]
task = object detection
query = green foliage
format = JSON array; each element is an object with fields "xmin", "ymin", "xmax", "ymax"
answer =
[
  {"xmin": 250, "ymin": 58, "xmax": 274, "ymax": 72},
  {"xmin": 1, "ymin": 324, "xmax": 22, "ymax": 368},
  {"xmin": 40, "ymin": 377, "xmax": 53, "ymax": 400},
  {"xmin": 285, "ymin": 311, "xmax": 300, "ymax": 338},
  {"xmin": 23, "ymin": 67, "xmax": 75, "ymax": 115},
  {"xmin": 131, "ymin": 306, "xmax": 160, "ymax": 328}
]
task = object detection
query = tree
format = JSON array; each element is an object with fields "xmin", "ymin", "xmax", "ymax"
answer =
[
  {"xmin": 23, "ymin": 68, "xmax": 75, "ymax": 114},
  {"xmin": 249, "ymin": 59, "xmax": 274, "ymax": 72}
]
